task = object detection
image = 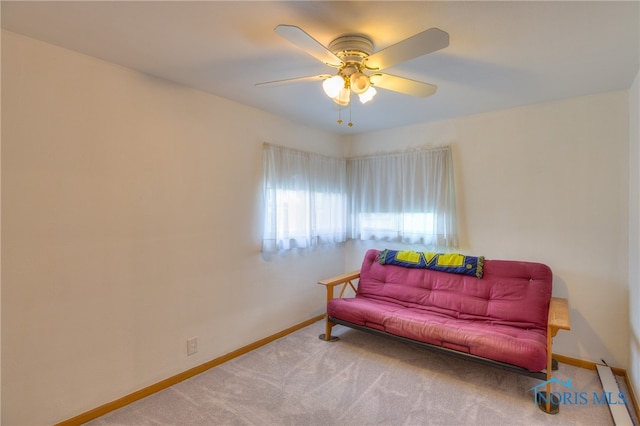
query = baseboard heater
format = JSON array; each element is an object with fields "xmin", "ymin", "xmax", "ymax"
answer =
[{"xmin": 596, "ymin": 362, "xmax": 635, "ymax": 426}]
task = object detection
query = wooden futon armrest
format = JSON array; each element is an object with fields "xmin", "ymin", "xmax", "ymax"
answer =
[
  {"xmin": 548, "ymin": 297, "xmax": 571, "ymax": 337},
  {"xmin": 317, "ymin": 270, "xmax": 360, "ymax": 301},
  {"xmin": 542, "ymin": 296, "xmax": 571, "ymax": 413},
  {"xmin": 317, "ymin": 270, "xmax": 360, "ymax": 342}
]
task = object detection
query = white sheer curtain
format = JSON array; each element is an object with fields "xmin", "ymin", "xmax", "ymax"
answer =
[
  {"xmin": 262, "ymin": 144, "xmax": 347, "ymax": 252},
  {"xmin": 347, "ymin": 146, "xmax": 459, "ymax": 249}
]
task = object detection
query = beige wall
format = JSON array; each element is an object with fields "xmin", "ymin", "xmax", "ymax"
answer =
[
  {"xmin": 1, "ymin": 31, "xmax": 345, "ymax": 425},
  {"xmin": 345, "ymin": 91, "xmax": 630, "ymax": 369},
  {"xmin": 1, "ymin": 28, "xmax": 636, "ymax": 425},
  {"xmin": 629, "ymin": 69, "xmax": 639, "ymax": 406},
  {"xmin": 0, "ymin": 20, "xmax": 3, "ymax": 425}
]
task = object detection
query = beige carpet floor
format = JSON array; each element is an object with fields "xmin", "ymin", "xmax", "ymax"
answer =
[{"xmin": 87, "ymin": 319, "xmax": 633, "ymax": 425}]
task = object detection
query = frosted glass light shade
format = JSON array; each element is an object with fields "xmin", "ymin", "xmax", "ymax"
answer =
[
  {"xmin": 322, "ymin": 76, "xmax": 344, "ymax": 98},
  {"xmin": 358, "ymin": 86, "xmax": 377, "ymax": 104},
  {"xmin": 350, "ymin": 72, "xmax": 370, "ymax": 94},
  {"xmin": 332, "ymin": 87, "xmax": 351, "ymax": 106}
]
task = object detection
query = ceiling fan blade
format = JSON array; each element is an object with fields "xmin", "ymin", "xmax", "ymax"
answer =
[
  {"xmin": 255, "ymin": 74, "xmax": 332, "ymax": 87},
  {"xmin": 365, "ymin": 28, "xmax": 449, "ymax": 71},
  {"xmin": 274, "ymin": 25, "xmax": 342, "ymax": 67},
  {"xmin": 369, "ymin": 73, "xmax": 437, "ymax": 98}
]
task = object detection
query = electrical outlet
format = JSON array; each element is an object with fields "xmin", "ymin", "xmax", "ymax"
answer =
[{"xmin": 187, "ymin": 337, "xmax": 198, "ymax": 356}]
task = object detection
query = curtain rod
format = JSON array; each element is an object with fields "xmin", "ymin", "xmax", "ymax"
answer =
[{"xmin": 346, "ymin": 145, "xmax": 450, "ymax": 160}]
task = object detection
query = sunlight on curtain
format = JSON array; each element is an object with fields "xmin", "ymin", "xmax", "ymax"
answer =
[
  {"xmin": 347, "ymin": 146, "xmax": 459, "ymax": 249},
  {"xmin": 262, "ymin": 144, "xmax": 347, "ymax": 252}
]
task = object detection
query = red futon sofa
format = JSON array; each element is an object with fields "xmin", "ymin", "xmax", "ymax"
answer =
[{"xmin": 318, "ymin": 249, "xmax": 570, "ymax": 413}]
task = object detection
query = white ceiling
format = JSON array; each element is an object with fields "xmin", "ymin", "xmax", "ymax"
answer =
[{"xmin": 2, "ymin": 1, "xmax": 639, "ymax": 135}]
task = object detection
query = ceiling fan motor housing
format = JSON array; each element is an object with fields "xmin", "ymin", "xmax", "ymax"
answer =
[{"xmin": 329, "ymin": 35, "xmax": 374, "ymax": 66}]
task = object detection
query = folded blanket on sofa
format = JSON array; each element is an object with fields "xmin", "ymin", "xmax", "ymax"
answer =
[{"xmin": 378, "ymin": 249, "xmax": 484, "ymax": 278}]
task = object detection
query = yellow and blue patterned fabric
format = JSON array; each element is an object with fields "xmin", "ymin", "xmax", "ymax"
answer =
[{"xmin": 378, "ymin": 249, "xmax": 484, "ymax": 278}]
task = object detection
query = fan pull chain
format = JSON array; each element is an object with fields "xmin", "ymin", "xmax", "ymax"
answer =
[
  {"xmin": 335, "ymin": 93, "xmax": 354, "ymax": 127},
  {"xmin": 348, "ymin": 101, "xmax": 353, "ymax": 127}
]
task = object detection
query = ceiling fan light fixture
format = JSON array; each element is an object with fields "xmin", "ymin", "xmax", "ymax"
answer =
[
  {"xmin": 358, "ymin": 86, "xmax": 377, "ymax": 104},
  {"xmin": 322, "ymin": 75, "xmax": 344, "ymax": 98},
  {"xmin": 350, "ymin": 72, "xmax": 370, "ymax": 94}
]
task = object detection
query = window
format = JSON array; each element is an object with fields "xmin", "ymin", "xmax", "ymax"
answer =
[
  {"xmin": 347, "ymin": 146, "xmax": 458, "ymax": 248},
  {"xmin": 262, "ymin": 144, "xmax": 347, "ymax": 252},
  {"xmin": 358, "ymin": 212, "xmax": 436, "ymax": 239},
  {"xmin": 262, "ymin": 144, "xmax": 458, "ymax": 252}
]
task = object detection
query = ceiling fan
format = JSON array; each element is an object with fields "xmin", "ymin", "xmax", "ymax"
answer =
[{"xmin": 257, "ymin": 24, "xmax": 449, "ymax": 112}]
